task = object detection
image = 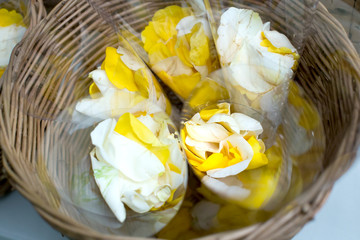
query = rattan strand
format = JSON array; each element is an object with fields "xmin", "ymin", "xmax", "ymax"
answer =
[
  {"xmin": 0, "ymin": 0, "xmax": 359, "ymax": 239},
  {"xmin": 0, "ymin": 0, "xmax": 47, "ymax": 197}
]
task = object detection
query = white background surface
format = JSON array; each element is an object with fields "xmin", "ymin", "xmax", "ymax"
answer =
[{"xmin": 0, "ymin": 157, "xmax": 359, "ymax": 240}]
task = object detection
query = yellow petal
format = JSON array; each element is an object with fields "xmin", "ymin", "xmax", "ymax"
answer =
[
  {"xmin": 0, "ymin": 8, "xmax": 25, "ymax": 27},
  {"xmin": 168, "ymin": 163, "xmax": 181, "ymax": 174},
  {"xmin": 175, "ymin": 35, "xmax": 193, "ymax": 67},
  {"xmin": 115, "ymin": 113, "xmax": 170, "ymax": 165},
  {"xmin": 237, "ymin": 166, "xmax": 278, "ymax": 209},
  {"xmin": 189, "ymin": 23, "xmax": 210, "ymax": 66},
  {"xmin": 89, "ymin": 82, "xmax": 100, "ymax": 97},
  {"xmin": 197, "ymin": 153, "xmax": 227, "ymax": 172},
  {"xmin": 298, "ymin": 101, "xmax": 320, "ymax": 130},
  {"xmin": 180, "ymin": 128, "xmax": 204, "ymax": 164},
  {"xmin": 246, "ymin": 136, "xmax": 268, "ymax": 170},
  {"xmin": 157, "ymin": 71, "xmax": 201, "ymax": 99},
  {"xmin": 133, "ymin": 68, "xmax": 150, "ymax": 98},
  {"xmin": 148, "ymin": 42, "xmax": 174, "ymax": 64},
  {"xmin": 199, "ymin": 103, "xmax": 230, "ymax": 121},
  {"xmin": 103, "ymin": 47, "xmax": 138, "ymax": 92},
  {"xmin": 151, "ymin": 5, "xmax": 192, "ymax": 41},
  {"xmin": 188, "ymin": 79, "xmax": 229, "ymax": 110},
  {"xmin": 0, "ymin": 67, "xmax": 5, "ymax": 78},
  {"xmin": 141, "ymin": 22, "xmax": 161, "ymax": 53},
  {"xmin": 288, "ymin": 82, "xmax": 320, "ymax": 130}
]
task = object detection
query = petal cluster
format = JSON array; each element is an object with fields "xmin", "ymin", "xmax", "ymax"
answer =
[
  {"xmin": 90, "ymin": 112, "xmax": 186, "ymax": 222},
  {"xmin": 74, "ymin": 46, "xmax": 170, "ymax": 123},
  {"xmin": 0, "ymin": 8, "xmax": 27, "ymax": 77},
  {"xmin": 141, "ymin": 5, "xmax": 217, "ymax": 99},
  {"xmin": 217, "ymin": 8, "xmax": 299, "ymax": 94},
  {"xmin": 181, "ymin": 103, "xmax": 279, "ymax": 208},
  {"xmin": 182, "ymin": 103, "xmax": 267, "ymax": 179}
]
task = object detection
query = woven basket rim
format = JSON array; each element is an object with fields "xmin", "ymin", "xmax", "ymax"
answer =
[{"xmin": 0, "ymin": 1, "xmax": 360, "ymax": 239}]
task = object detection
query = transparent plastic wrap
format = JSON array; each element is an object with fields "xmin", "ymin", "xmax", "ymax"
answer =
[
  {"xmin": 87, "ymin": 0, "xmax": 221, "ymax": 104},
  {"xmin": 204, "ymin": 0, "xmax": 319, "ymax": 127},
  {"xmin": 83, "ymin": 0, "xmax": 325, "ymax": 235},
  {"xmin": 44, "ymin": 38, "xmax": 188, "ymax": 236},
  {"xmin": 160, "ymin": 84, "xmax": 325, "ymax": 238},
  {"xmin": 2, "ymin": 8, "xmax": 188, "ymax": 236}
]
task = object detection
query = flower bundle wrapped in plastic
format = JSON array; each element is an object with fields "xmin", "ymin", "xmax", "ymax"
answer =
[
  {"xmin": 87, "ymin": 0, "xmax": 220, "ymax": 102},
  {"xmin": 73, "ymin": 45, "xmax": 171, "ymax": 125},
  {"xmin": 69, "ymin": 40, "xmax": 187, "ymax": 233},
  {"xmin": 140, "ymin": 4, "xmax": 219, "ymax": 100},
  {"xmin": 76, "ymin": 0, "xmax": 323, "ymax": 236},
  {"xmin": 0, "ymin": 1, "xmax": 28, "ymax": 78},
  {"xmin": 90, "ymin": 111, "xmax": 186, "ymax": 223},
  {"xmin": 181, "ymin": 102, "xmax": 285, "ymax": 210},
  {"xmin": 207, "ymin": 5, "xmax": 302, "ymax": 126}
]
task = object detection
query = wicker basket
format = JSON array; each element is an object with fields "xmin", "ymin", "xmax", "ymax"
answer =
[
  {"xmin": 0, "ymin": 0, "xmax": 46, "ymax": 197},
  {"xmin": 0, "ymin": 0, "xmax": 359, "ymax": 239}
]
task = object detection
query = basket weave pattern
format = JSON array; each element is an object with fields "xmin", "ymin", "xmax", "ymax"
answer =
[
  {"xmin": 0, "ymin": 0, "xmax": 46, "ymax": 197},
  {"xmin": 0, "ymin": 0, "xmax": 359, "ymax": 239}
]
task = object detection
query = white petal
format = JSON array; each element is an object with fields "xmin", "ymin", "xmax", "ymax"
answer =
[
  {"xmin": 185, "ymin": 121, "xmax": 230, "ymax": 142},
  {"xmin": 176, "ymin": 16, "xmax": 212, "ymax": 38},
  {"xmin": 217, "ymin": 8, "xmax": 263, "ymax": 64},
  {"xmin": 229, "ymin": 42, "xmax": 274, "ymax": 93},
  {"xmin": 190, "ymin": 113, "xmax": 206, "ymax": 124},
  {"xmin": 89, "ymin": 69, "xmax": 114, "ymax": 94},
  {"xmin": 137, "ymin": 114, "xmax": 161, "ymax": 136},
  {"xmin": 202, "ymin": 175, "xmax": 250, "ymax": 200},
  {"xmin": 264, "ymin": 29, "xmax": 296, "ymax": 52},
  {"xmin": 231, "ymin": 113, "xmax": 263, "ymax": 135},
  {"xmin": 152, "ymin": 56, "xmax": 193, "ymax": 77},
  {"xmin": 117, "ymin": 46, "xmax": 144, "ymax": 71},
  {"xmin": 185, "ymin": 136, "xmax": 220, "ymax": 159},
  {"xmin": 207, "ymin": 113, "xmax": 240, "ymax": 133},
  {"xmin": 122, "ymin": 191, "xmax": 152, "ymax": 213},
  {"xmin": 90, "ymin": 119, "xmax": 165, "ymax": 182},
  {"xmin": 257, "ymin": 50, "xmax": 295, "ymax": 85},
  {"xmin": 207, "ymin": 134, "xmax": 253, "ymax": 178},
  {"xmin": 90, "ymin": 149, "xmax": 127, "ymax": 222},
  {"xmin": 75, "ymin": 89, "xmax": 146, "ymax": 119},
  {"xmin": 194, "ymin": 65, "xmax": 208, "ymax": 76}
]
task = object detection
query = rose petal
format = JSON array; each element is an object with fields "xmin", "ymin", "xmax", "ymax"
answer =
[
  {"xmin": 90, "ymin": 118, "xmax": 165, "ymax": 182},
  {"xmin": 217, "ymin": 8, "xmax": 263, "ymax": 64},
  {"xmin": 117, "ymin": 46, "xmax": 144, "ymax": 71},
  {"xmin": 176, "ymin": 16, "xmax": 211, "ymax": 38},
  {"xmin": 207, "ymin": 113, "xmax": 240, "ymax": 133},
  {"xmin": 206, "ymin": 134, "xmax": 253, "ymax": 178},
  {"xmin": 185, "ymin": 121, "xmax": 230, "ymax": 142},
  {"xmin": 89, "ymin": 69, "xmax": 114, "ymax": 94},
  {"xmin": 263, "ymin": 28, "xmax": 296, "ymax": 52},
  {"xmin": 231, "ymin": 113, "xmax": 263, "ymax": 135},
  {"xmin": 185, "ymin": 136, "xmax": 220, "ymax": 159},
  {"xmin": 152, "ymin": 56, "xmax": 194, "ymax": 77},
  {"xmin": 202, "ymin": 175, "xmax": 250, "ymax": 200}
]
